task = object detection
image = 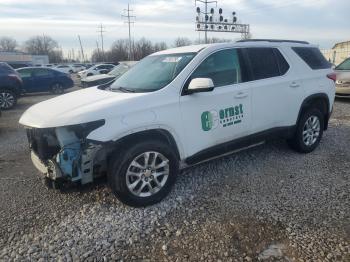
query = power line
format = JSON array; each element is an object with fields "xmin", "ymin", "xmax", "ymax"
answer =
[{"xmin": 122, "ymin": 3, "xmax": 136, "ymax": 60}]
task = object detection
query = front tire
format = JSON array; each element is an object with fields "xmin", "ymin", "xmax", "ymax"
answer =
[
  {"xmin": 0, "ymin": 89, "xmax": 17, "ymax": 110},
  {"xmin": 108, "ymin": 140, "xmax": 179, "ymax": 207},
  {"xmin": 288, "ymin": 108, "xmax": 324, "ymax": 153}
]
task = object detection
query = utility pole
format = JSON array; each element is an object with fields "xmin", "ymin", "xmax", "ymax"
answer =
[
  {"xmin": 97, "ymin": 23, "xmax": 106, "ymax": 55},
  {"xmin": 122, "ymin": 4, "xmax": 136, "ymax": 60},
  {"xmin": 195, "ymin": 0, "xmax": 217, "ymax": 44},
  {"xmin": 96, "ymin": 41, "xmax": 101, "ymax": 62},
  {"xmin": 78, "ymin": 35, "xmax": 85, "ymax": 62}
]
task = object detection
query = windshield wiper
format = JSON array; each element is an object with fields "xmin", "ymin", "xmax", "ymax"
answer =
[{"xmin": 117, "ymin": 86, "xmax": 136, "ymax": 93}]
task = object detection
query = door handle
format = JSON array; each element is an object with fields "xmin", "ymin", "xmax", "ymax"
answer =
[
  {"xmin": 235, "ymin": 92, "xmax": 248, "ymax": 99},
  {"xmin": 290, "ymin": 82, "xmax": 300, "ymax": 88}
]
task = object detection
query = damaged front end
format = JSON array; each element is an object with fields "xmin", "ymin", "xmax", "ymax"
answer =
[{"xmin": 26, "ymin": 120, "xmax": 106, "ymax": 186}]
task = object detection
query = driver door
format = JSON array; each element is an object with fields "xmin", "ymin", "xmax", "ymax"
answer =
[{"xmin": 179, "ymin": 48, "xmax": 252, "ymax": 158}]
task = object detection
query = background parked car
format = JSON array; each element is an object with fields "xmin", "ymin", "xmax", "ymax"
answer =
[
  {"xmin": 71, "ymin": 64, "xmax": 86, "ymax": 73},
  {"xmin": 335, "ymin": 57, "xmax": 350, "ymax": 84},
  {"xmin": 54, "ymin": 65, "xmax": 74, "ymax": 74},
  {"xmin": 78, "ymin": 64, "xmax": 116, "ymax": 79},
  {"xmin": 0, "ymin": 62, "xmax": 22, "ymax": 110},
  {"xmin": 17, "ymin": 67, "xmax": 74, "ymax": 94},
  {"xmin": 81, "ymin": 61, "xmax": 137, "ymax": 88},
  {"xmin": 335, "ymin": 57, "xmax": 350, "ymax": 96}
]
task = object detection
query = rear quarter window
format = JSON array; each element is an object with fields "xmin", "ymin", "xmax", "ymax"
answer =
[{"xmin": 292, "ymin": 47, "xmax": 331, "ymax": 70}]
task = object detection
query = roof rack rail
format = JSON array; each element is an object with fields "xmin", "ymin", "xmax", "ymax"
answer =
[{"xmin": 237, "ymin": 39, "xmax": 309, "ymax": 44}]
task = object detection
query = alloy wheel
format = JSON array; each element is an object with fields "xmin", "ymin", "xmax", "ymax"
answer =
[
  {"xmin": 0, "ymin": 92, "xmax": 15, "ymax": 109},
  {"xmin": 126, "ymin": 151, "xmax": 170, "ymax": 197},
  {"xmin": 302, "ymin": 116, "xmax": 321, "ymax": 146}
]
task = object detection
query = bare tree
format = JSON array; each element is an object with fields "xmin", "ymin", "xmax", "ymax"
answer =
[
  {"xmin": 153, "ymin": 42, "xmax": 168, "ymax": 52},
  {"xmin": 195, "ymin": 37, "xmax": 232, "ymax": 44},
  {"xmin": 0, "ymin": 37, "xmax": 17, "ymax": 52},
  {"xmin": 133, "ymin": 38, "xmax": 154, "ymax": 60},
  {"xmin": 24, "ymin": 35, "xmax": 62, "ymax": 62},
  {"xmin": 109, "ymin": 39, "xmax": 129, "ymax": 62},
  {"xmin": 174, "ymin": 37, "xmax": 192, "ymax": 47}
]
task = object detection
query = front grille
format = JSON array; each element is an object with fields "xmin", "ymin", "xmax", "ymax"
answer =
[{"xmin": 26, "ymin": 128, "xmax": 60, "ymax": 160}]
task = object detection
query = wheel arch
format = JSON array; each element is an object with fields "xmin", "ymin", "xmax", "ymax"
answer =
[
  {"xmin": 106, "ymin": 128, "xmax": 182, "ymax": 162},
  {"xmin": 297, "ymin": 93, "xmax": 330, "ymax": 130}
]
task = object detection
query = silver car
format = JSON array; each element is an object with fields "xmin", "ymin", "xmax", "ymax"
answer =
[{"xmin": 335, "ymin": 58, "xmax": 350, "ymax": 96}]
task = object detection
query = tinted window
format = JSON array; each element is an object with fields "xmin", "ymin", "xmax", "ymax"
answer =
[
  {"xmin": 34, "ymin": 68, "xmax": 52, "ymax": 76},
  {"xmin": 191, "ymin": 49, "xmax": 242, "ymax": 87},
  {"xmin": 336, "ymin": 58, "xmax": 350, "ymax": 70},
  {"xmin": 292, "ymin": 47, "xmax": 330, "ymax": 70},
  {"xmin": 245, "ymin": 48, "xmax": 286, "ymax": 80},
  {"xmin": 18, "ymin": 68, "xmax": 33, "ymax": 78}
]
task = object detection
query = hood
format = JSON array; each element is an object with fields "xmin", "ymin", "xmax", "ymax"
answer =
[
  {"xmin": 19, "ymin": 87, "xmax": 143, "ymax": 128},
  {"xmin": 83, "ymin": 74, "xmax": 112, "ymax": 82}
]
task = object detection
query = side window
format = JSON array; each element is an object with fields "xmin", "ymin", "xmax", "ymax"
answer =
[
  {"xmin": 19, "ymin": 69, "xmax": 32, "ymax": 78},
  {"xmin": 34, "ymin": 69, "xmax": 51, "ymax": 77},
  {"xmin": 292, "ymin": 47, "xmax": 330, "ymax": 70},
  {"xmin": 245, "ymin": 48, "xmax": 286, "ymax": 80},
  {"xmin": 191, "ymin": 49, "xmax": 242, "ymax": 87},
  {"xmin": 336, "ymin": 58, "xmax": 350, "ymax": 70}
]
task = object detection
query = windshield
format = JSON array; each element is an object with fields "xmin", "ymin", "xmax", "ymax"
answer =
[
  {"xmin": 110, "ymin": 52, "xmax": 196, "ymax": 92},
  {"xmin": 336, "ymin": 58, "xmax": 350, "ymax": 70},
  {"xmin": 108, "ymin": 64, "xmax": 129, "ymax": 76}
]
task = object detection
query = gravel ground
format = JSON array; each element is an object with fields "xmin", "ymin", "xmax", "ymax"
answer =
[{"xmin": 0, "ymin": 89, "xmax": 349, "ymax": 261}]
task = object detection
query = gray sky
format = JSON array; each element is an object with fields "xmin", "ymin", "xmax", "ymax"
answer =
[{"xmin": 0, "ymin": 0, "xmax": 349, "ymax": 57}]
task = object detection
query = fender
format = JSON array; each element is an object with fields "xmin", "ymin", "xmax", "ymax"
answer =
[
  {"xmin": 296, "ymin": 93, "xmax": 330, "ymax": 130},
  {"xmin": 88, "ymin": 124, "xmax": 185, "ymax": 160}
]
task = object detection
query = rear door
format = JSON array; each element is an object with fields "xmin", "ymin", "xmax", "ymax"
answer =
[
  {"xmin": 179, "ymin": 48, "xmax": 252, "ymax": 157},
  {"xmin": 32, "ymin": 68, "xmax": 55, "ymax": 92},
  {"xmin": 242, "ymin": 47, "xmax": 302, "ymax": 133}
]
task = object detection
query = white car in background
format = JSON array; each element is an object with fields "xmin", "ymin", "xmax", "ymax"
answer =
[
  {"xmin": 81, "ymin": 61, "xmax": 138, "ymax": 88},
  {"xmin": 54, "ymin": 65, "xmax": 74, "ymax": 74},
  {"xmin": 71, "ymin": 64, "xmax": 86, "ymax": 73},
  {"xmin": 335, "ymin": 58, "xmax": 350, "ymax": 97},
  {"xmin": 78, "ymin": 64, "xmax": 115, "ymax": 79}
]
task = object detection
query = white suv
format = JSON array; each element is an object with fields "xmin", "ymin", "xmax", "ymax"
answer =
[{"xmin": 19, "ymin": 40, "xmax": 336, "ymax": 206}]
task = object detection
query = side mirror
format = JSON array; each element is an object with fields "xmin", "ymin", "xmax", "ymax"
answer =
[{"xmin": 187, "ymin": 78, "xmax": 214, "ymax": 94}]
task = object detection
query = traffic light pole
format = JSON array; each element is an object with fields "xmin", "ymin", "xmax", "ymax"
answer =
[{"xmin": 195, "ymin": 0, "xmax": 217, "ymax": 44}]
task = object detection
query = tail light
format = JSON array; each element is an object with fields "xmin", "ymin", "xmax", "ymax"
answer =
[
  {"xmin": 327, "ymin": 73, "xmax": 336, "ymax": 82},
  {"xmin": 9, "ymin": 74, "xmax": 23, "ymax": 83}
]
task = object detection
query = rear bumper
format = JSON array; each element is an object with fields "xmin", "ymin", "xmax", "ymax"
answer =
[{"xmin": 336, "ymin": 85, "xmax": 350, "ymax": 95}]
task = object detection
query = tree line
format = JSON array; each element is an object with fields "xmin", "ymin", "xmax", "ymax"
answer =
[{"xmin": 0, "ymin": 35, "xmax": 235, "ymax": 63}]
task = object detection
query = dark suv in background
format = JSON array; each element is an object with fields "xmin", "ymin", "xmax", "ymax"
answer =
[{"xmin": 0, "ymin": 62, "xmax": 23, "ymax": 110}]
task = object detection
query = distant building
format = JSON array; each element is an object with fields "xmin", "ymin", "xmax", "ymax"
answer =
[
  {"xmin": 0, "ymin": 51, "xmax": 49, "ymax": 67},
  {"xmin": 321, "ymin": 40, "xmax": 350, "ymax": 65}
]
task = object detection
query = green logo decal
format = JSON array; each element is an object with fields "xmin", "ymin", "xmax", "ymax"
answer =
[{"xmin": 201, "ymin": 104, "xmax": 244, "ymax": 131}]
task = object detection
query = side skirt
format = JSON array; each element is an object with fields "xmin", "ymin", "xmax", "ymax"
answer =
[{"xmin": 183, "ymin": 126, "xmax": 295, "ymax": 167}]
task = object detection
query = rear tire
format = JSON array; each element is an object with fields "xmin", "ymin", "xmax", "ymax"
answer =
[
  {"xmin": 51, "ymin": 83, "xmax": 64, "ymax": 94},
  {"xmin": 0, "ymin": 89, "xmax": 17, "ymax": 110},
  {"xmin": 288, "ymin": 108, "xmax": 324, "ymax": 153},
  {"xmin": 108, "ymin": 140, "xmax": 179, "ymax": 207}
]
